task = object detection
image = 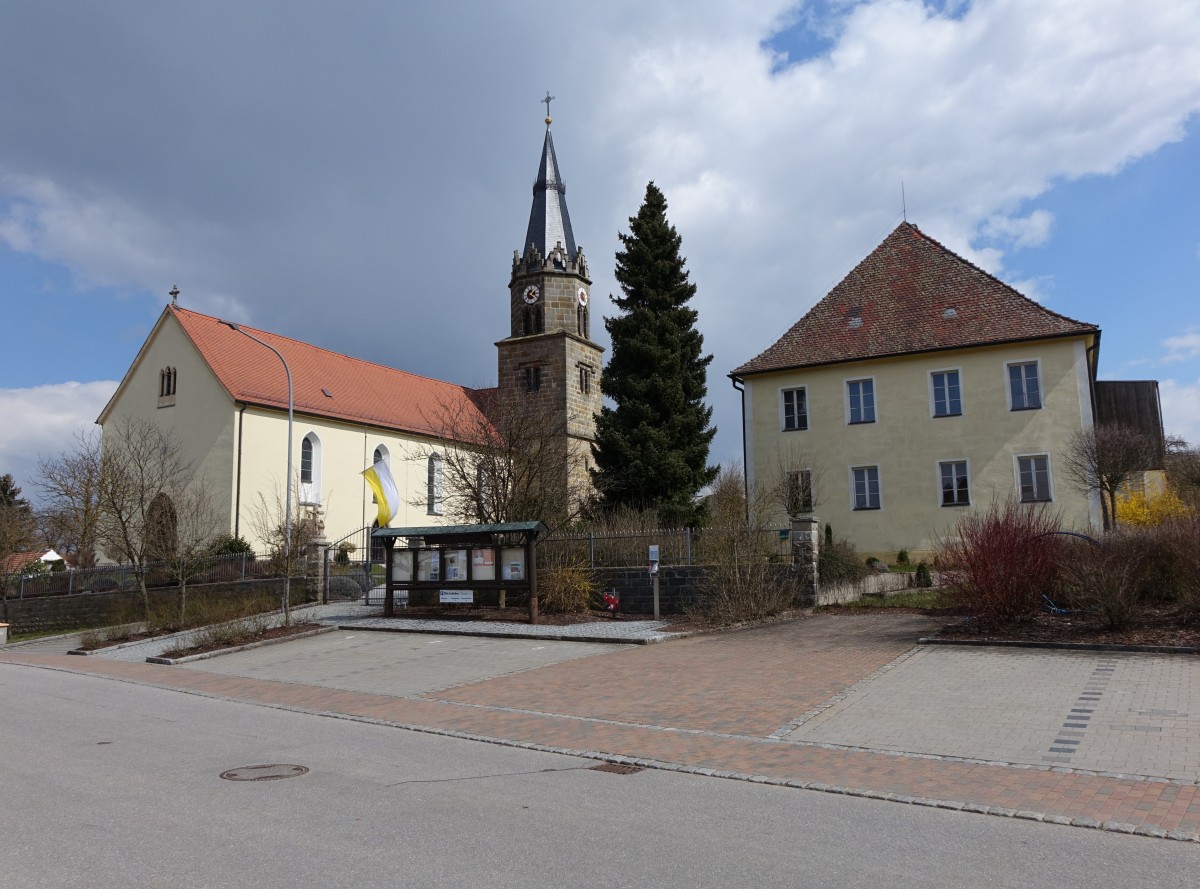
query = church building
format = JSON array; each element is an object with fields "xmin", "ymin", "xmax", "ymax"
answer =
[{"xmin": 97, "ymin": 112, "xmax": 603, "ymax": 551}]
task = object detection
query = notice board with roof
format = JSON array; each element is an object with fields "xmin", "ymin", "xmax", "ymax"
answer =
[{"xmin": 371, "ymin": 521, "xmax": 548, "ymax": 623}]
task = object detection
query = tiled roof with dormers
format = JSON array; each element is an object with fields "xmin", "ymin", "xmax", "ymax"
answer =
[
  {"xmin": 732, "ymin": 222, "xmax": 1098, "ymax": 376},
  {"xmin": 171, "ymin": 306, "xmax": 492, "ymax": 439}
]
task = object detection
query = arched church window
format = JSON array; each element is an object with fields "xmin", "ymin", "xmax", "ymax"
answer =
[
  {"xmin": 158, "ymin": 367, "xmax": 177, "ymax": 404},
  {"xmin": 147, "ymin": 492, "xmax": 177, "ymax": 558},
  {"xmin": 300, "ymin": 433, "xmax": 322, "ymax": 504},
  {"xmin": 577, "ymin": 305, "xmax": 589, "ymax": 338},
  {"xmin": 426, "ymin": 453, "xmax": 444, "ymax": 516},
  {"xmin": 523, "ymin": 305, "xmax": 545, "ymax": 336}
]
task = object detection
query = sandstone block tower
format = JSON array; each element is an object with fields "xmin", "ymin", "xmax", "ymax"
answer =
[{"xmin": 496, "ymin": 107, "xmax": 604, "ymax": 514}]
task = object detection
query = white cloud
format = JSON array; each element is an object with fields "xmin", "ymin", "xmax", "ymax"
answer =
[
  {"xmin": 980, "ymin": 210, "xmax": 1055, "ymax": 251},
  {"xmin": 0, "ymin": 381, "xmax": 118, "ymax": 503},
  {"xmin": 1159, "ymin": 378, "xmax": 1200, "ymax": 446},
  {"xmin": 1, "ymin": 0, "xmax": 1199, "ymax": 469},
  {"xmin": 1163, "ymin": 331, "xmax": 1200, "ymax": 363}
]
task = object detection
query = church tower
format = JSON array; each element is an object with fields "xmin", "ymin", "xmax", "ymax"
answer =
[{"xmin": 496, "ymin": 100, "xmax": 604, "ymax": 511}]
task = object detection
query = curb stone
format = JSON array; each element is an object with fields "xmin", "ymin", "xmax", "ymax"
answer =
[{"xmin": 145, "ymin": 625, "xmax": 339, "ymax": 664}]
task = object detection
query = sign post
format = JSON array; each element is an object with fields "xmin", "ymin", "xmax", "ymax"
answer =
[{"xmin": 649, "ymin": 544, "xmax": 660, "ymax": 620}]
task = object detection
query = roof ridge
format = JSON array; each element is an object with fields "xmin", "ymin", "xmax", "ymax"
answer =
[
  {"xmin": 170, "ymin": 305, "xmax": 480, "ymax": 393},
  {"xmin": 904, "ymin": 223, "xmax": 1097, "ymax": 331}
]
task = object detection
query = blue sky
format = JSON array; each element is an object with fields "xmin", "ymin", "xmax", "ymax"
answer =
[{"xmin": 2, "ymin": 0, "xmax": 1199, "ymax": 502}]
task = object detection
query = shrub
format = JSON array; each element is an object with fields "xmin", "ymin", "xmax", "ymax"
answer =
[
  {"xmin": 692, "ymin": 464, "xmax": 800, "ymax": 622},
  {"xmin": 913, "ymin": 562, "xmax": 933, "ymax": 588},
  {"xmin": 936, "ymin": 499, "xmax": 1063, "ymax": 626},
  {"xmin": 1156, "ymin": 514, "xmax": 1200, "ymax": 624},
  {"xmin": 1058, "ymin": 534, "xmax": 1144, "ymax": 630},
  {"xmin": 334, "ymin": 542, "xmax": 355, "ymax": 566},
  {"xmin": 327, "ymin": 575, "xmax": 365, "ymax": 600},
  {"xmin": 896, "ymin": 549, "xmax": 910, "ymax": 566},
  {"xmin": 819, "ymin": 538, "xmax": 869, "ymax": 585},
  {"xmin": 1116, "ymin": 488, "xmax": 1192, "ymax": 527},
  {"xmin": 210, "ymin": 534, "xmax": 255, "ymax": 556},
  {"xmin": 537, "ymin": 564, "xmax": 595, "ymax": 613}
]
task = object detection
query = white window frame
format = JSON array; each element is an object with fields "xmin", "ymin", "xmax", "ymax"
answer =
[
  {"xmin": 300, "ymin": 432, "xmax": 322, "ymax": 505},
  {"xmin": 1015, "ymin": 453, "xmax": 1053, "ymax": 503},
  {"xmin": 1006, "ymin": 359, "xmax": 1042, "ymax": 411},
  {"xmin": 930, "ymin": 368, "xmax": 963, "ymax": 418},
  {"xmin": 850, "ymin": 465, "xmax": 881, "ymax": 510},
  {"xmin": 780, "ymin": 386, "xmax": 808, "ymax": 432},
  {"xmin": 845, "ymin": 377, "xmax": 877, "ymax": 425},
  {"xmin": 937, "ymin": 458, "xmax": 971, "ymax": 507}
]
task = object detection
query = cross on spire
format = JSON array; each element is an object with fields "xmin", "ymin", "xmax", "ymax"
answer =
[{"xmin": 542, "ymin": 91, "xmax": 555, "ymax": 126}]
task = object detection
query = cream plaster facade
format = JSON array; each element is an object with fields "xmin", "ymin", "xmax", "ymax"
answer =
[
  {"xmin": 743, "ymin": 335, "xmax": 1101, "ymax": 558},
  {"xmin": 99, "ymin": 310, "xmax": 458, "ymax": 552}
]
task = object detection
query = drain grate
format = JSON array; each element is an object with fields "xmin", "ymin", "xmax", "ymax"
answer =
[
  {"xmin": 589, "ymin": 762, "xmax": 643, "ymax": 775},
  {"xmin": 220, "ymin": 764, "xmax": 310, "ymax": 782}
]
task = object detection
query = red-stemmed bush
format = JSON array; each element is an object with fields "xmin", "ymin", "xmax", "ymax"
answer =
[{"xmin": 936, "ymin": 499, "xmax": 1064, "ymax": 627}]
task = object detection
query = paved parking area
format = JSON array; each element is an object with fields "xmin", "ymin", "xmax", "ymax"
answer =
[
  {"xmin": 784, "ymin": 647, "xmax": 1200, "ymax": 781},
  {"xmin": 5, "ymin": 613, "xmax": 1199, "ymax": 839},
  {"xmin": 182, "ymin": 630, "xmax": 628, "ymax": 696}
]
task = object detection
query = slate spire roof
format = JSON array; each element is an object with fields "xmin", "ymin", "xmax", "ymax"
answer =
[
  {"xmin": 102, "ymin": 306, "xmax": 493, "ymax": 439},
  {"xmin": 733, "ymin": 222, "xmax": 1099, "ymax": 376},
  {"xmin": 521, "ymin": 124, "xmax": 577, "ymax": 264}
]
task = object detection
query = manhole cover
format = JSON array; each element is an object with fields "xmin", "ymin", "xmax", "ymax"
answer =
[
  {"xmin": 589, "ymin": 762, "xmax": 643, "ymax": 775},
  {"xmin": 220, "ymin": 764, "xmax": 310, "ymax": 782}
]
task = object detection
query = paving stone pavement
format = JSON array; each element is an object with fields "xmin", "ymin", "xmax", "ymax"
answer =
[{"xmin": 4, "ymin": 612, "xmax": 1199, "ymax": 841}]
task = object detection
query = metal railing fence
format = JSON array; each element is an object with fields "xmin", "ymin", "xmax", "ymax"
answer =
[
  {"xmin": 539, "ymin": 527, "xmax": 792, "ymax": 569},
  {"xmin": 5, "ymin": 552, "xmax": 282, "ymax": 599}
]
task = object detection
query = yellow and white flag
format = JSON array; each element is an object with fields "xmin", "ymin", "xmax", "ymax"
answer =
[{"xmin": 362, "ymin": 459, "xmax": 400, "ymax": 527}]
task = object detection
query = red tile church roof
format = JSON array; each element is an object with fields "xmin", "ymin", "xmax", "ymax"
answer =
[
  {"xmin": 172, "ymin": 306, "xmax": 492, "ymax": 439},
  {"xmin": 733, "ymin": 222, "xmax": 1098, "ymax": 376}
]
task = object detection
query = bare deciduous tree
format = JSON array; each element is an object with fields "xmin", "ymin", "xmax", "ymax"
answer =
[
  {"xmin": 1064, "ymin": 423, "xmax": 1158, "ymax": 530},
  {"xmin": 246, "ymin": 477, "xmax": 324, "ymax": 621},
  {"xmin": 1165, "ymin": 434, "xmax": 1200, "ymax": 505},
  {"xmin": 761, "ymin": 443, "xmax": 824, "ymax": 521},
  {"xmin": 96, "ymin": 417, "xmax": 199, "ymax": 617},
  {"xmin": 36, "ymin": 428, "xmax": 104, "ymax": 569},
  {"xmin": 148, "ymin": 480, "xmax": 223, "ymax": 621},
  {"xmin": 416, "ymin": 390, "xmax": 588, "ymax": 531},
  {"xmin": 694, "ymin": 462, "xmax": 798, "ymax": 622}
]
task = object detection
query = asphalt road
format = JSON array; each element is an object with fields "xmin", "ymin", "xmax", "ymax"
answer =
[{"xmin": 4, "ymin": 664, "xmax": 1197, "ymax": 888}]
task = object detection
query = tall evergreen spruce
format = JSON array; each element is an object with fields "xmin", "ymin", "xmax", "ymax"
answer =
[{"xmin": 592, "ymin": 182, "xmax": 717, "ymax": 525}]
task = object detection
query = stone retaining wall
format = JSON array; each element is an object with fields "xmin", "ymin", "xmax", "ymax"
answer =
[
  {"xmin": 817, "ymin": 572, "xmax": 914, "ymax": 605},
  {"xmin": 592, "ymin": 566, "xmax": 704, "ymax": 615},
  {"xmin": 2, "ymin": 578, "xmax": 312, "ymax": 636}
]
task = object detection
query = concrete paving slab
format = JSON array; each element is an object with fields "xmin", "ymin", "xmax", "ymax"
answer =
[
  {"xmin": 783, "ymin": 646, "xmax": 1200, "ymax": 782},
  {"xmin": 180, "ymin": 630, "xmax": 630, "ymax": 696}
]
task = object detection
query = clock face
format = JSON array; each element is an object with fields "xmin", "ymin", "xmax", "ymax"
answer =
[
  {"xmin": 522, "ymin": 285, "xmax": 540, "ymax": 305},
  {"xmin": 577, "ymin": 287, "xmax": 589, "ymax": 307}
]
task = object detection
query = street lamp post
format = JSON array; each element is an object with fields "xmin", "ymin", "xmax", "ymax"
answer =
[{"xmin": 221, "ymin": 320, "xmax": 294, "ymax": 621}]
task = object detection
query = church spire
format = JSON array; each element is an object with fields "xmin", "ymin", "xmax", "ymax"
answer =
[{"xmin": 521, "ymin": 97, "xmax": 577, "ymax": 267}]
